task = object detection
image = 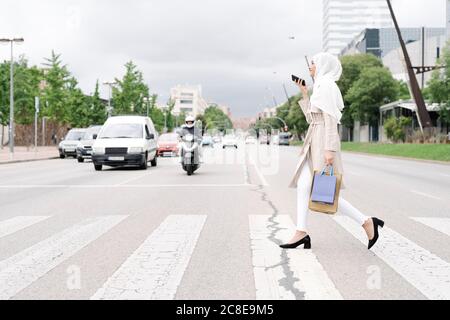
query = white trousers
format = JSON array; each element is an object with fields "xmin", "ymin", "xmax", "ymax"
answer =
[{"xmin": 296, "ymin": 160, "xmax": 368, "ymax": 232}]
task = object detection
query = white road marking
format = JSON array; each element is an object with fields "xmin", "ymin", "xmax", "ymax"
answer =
[
  {"xmin": 0, "ymin": 184, "xmax": 253, "ymax": 189},
  {"xmin": 411, "ymin": 217, "xmax": 450, "ymax": 237},
  {"xmin": 248, "ymin": 156, "xmax": 269, "ymax": 187},
  {"xmin": 334, "ymin": 216, "xmax": 450, "ymax": 300},
  {"xmin": 249, "ymin": 215, "xmax": 342, "ymax": 300},
  {"xmin": 0, "ymin": 215, "xmax": 127, "ymax": 300},
  {"xmin": 91, "ymin": 215, "xmax": 207, "ymax": 300},
  {"xmin": 0, "ymin": 216, "xmax": 50, "ymax": 239},
  {"xmin": 410, "ymin": 190, "xmax": 441, "ymax": 201},
  {"xmin": 115, "ymin": 171, "xmax": 152, "ymax": 186}
]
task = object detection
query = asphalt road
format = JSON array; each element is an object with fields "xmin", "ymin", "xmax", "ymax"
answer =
[{"xmin": 0, "ymin": 142, "xmax": 449, "ymax": 300}]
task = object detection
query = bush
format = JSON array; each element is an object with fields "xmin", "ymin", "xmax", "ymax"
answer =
[{"xmin": 384, "ymin": 116, "xmax": 412, "ymax": 143}]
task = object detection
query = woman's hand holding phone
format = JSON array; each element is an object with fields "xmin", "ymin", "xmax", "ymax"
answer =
[{"xmin": 292, "ymin": 75, "xmax": 308, "ymax": 97}]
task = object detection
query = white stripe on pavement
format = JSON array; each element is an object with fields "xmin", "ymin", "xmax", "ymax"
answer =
[
  {"xmin": 410, "ymin": 190, "xmax": 441, "ymax": 201},
  {"xmin": 0, "ymin": 184, "xmax": 252, "ymax": 189},
  {"xmin": 334, "ymin": 216, "xmax": 450, "ymax": 300},
  {"xmin": 0, "ymin": 215, "xmax": 127, "ymax": 300},
  {"xmin": 411, "ymin": 217, "xmax": 450, "ymax": 237},
  {"xmin": 249, "ymin": 215, "xmax": 342, "ymax": 300},
  {"xmin": 0, "ymin": 216, "xmax": 50, "ymax": 239},
  {"xmin": 91, "ymin": 215, "xmax": 207, "ymax": 300}
]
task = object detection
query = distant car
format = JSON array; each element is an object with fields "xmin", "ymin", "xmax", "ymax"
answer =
[
  {"xmin": 278, "ymin": 133, "xmax": 291, "ymax": 146},
  {"xmin": 92, "ymin": 116, "xmax": 158, "ymax": 171},
  {"xmin": 259, "ymin": 135, "xmax": 269, "ymax": 145},
  {"xmin": 213, "ymin": 136, "xmax": 222, "ymax": 143},
  {"xmin": 59, "ymin": 129, "xmax": 87, "ymax": 159},
  {"xmin": 245, "ymin": 136, "xmax": 257, "ymax": 144},
  {"xmin": 76, "ymin": 125, "xmax": 103, "ymax": 163},
  {"xmin": 202, "ymin": 135, "xmax": 214, "ymax": 147},
  {"xmin": 271, "ymin": 135, "xmax": 280, "ymax": 145},
  {"xmin": 157, "ymin": 133, "xmax": 180, "ymax": 157},
  {"xmin": 222, "ymin": 135, "xmax": 238, "ymax": 149}
]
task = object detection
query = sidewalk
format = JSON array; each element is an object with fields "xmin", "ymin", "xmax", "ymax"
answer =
[{"xmin": 0, "ymin": 146, "xmax": 59, "ymax": 164}]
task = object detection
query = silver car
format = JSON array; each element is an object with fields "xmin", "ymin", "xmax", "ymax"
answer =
[
  {"xmin": 76, "ymin": 125, "xmax": 103, "ymax": 163},
  {"xmin": 59, "ymin": 129, "xmax": 86, "ymax": 159}
]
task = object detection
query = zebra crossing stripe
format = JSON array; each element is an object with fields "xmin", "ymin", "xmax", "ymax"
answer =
[
  {"xmin": 91, "ymin": 215, "xmax": 207, "ymax": 300},
  {"xmin": 0, "ymin": 216, "xmax": 50, "ymax": 239},
  {"xmin": 0, "ymin": 215, "xmax": 127, "ymax": 300},
  {"xmin": 249, "ymin": 215, "xmax": 343, "ymax": 300},
  {"xmin": 334, "ymin": 216, "xmax": 450, "ymax": 300},
  {"xmin": 411, "ymin": 217, "xmax": 450, "ymax": 237}
]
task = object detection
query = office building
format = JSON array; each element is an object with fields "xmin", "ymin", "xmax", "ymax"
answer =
[
  {"xmin": 170, "ymin": 85, "xmax": 208, "ymax": 117},
  {"xmin": 323, "ymin": 0, "xmax": 392, "ymax": 55}
]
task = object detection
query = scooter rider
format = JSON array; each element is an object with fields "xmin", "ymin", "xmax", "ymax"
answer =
[{"xmin": 180, "ymin": 115, "xmax": 203, "ymax": 162}]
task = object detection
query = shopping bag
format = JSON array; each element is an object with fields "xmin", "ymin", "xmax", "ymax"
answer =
[{"xmin": 309, "ymin": 165, "xmax": 342, "ymax": 215}]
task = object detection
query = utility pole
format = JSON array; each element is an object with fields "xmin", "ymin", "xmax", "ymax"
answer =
[
  {"xmin": 0, "ymin": 37, "xmax": 24, "ymax": 155},
  {"xmin": 34, "ymin": 97, "xmax": 39, "ymax": 150},
  {"xmin": 386, "ymin": 0, "xmax": 432, "ymax": 131},
  {"xmin": 103, "ymin": 81, "xmax": 116, "ymax": 118}
]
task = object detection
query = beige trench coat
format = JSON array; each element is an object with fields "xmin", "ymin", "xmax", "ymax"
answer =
[{"xmin": 288, "ymin": 96, "xmax": 345, "ymax": 189}]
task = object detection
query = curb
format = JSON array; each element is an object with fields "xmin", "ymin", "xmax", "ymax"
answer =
[
  {"xmin": 0, "ymin": 156, "xmax": 59, "ymax": 165},
  {"xmin": 342, "ymin": 150, "xmax": 450, "ymax": 166}
]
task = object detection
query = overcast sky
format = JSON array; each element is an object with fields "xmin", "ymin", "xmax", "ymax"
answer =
[{"xmin": 0, "ymin": 0, "xmax": 447, "ymax": 117}]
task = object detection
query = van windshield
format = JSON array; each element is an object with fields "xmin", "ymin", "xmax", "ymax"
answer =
[
  {"xmin": 99, "ymin": 123, "xmax": 143, "ymax": 139},
  {"xmin": 65, "ymin": 131, "xmax": 85, "ymax": 141}
]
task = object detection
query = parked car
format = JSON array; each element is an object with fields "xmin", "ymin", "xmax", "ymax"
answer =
[
  {"xmin": 76, "ymin": 125, "xmax": 103, "ymax": 163},
  {"xmin": 213, "ymin": 136, "xmax": 222, "ymax": 144},
  {"xmin": 91, "ymin": 116, "xmax": 158, "ymax": 171},
  {"xmin": 245, "ymin": 136, "xmax": 257, "ymax": 144},
  {"xmin": 222, "ymin": 134, "xmax": 238, "ymax": 149},
  {"xmin": 59, "ymin": 129, "xmax": 86, "ymax": 159},
  {"xmin": 157, "ymin": 133, "xmax": 180, "ymax": 157},
  {"xmin": 202, "ymin": 135, "xmax": 214, "ymax": 147},
  {"xmin": 278, "ymin": 132, "xmax": 291, "ymax": 146}
]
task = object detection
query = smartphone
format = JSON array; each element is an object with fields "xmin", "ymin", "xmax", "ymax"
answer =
[{"xmin": 291, "ymin": 75, "xmax": 306, "ymax": 86}]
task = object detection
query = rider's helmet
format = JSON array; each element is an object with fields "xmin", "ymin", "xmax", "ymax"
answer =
[{"xmin": 185, "ymin": 115, "xmax": 195, "ymax": 129}]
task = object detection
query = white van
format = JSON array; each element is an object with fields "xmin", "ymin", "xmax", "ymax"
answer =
[{"xmin": 91, "ymin": 116, "xmax": 158, "ymax": 171}]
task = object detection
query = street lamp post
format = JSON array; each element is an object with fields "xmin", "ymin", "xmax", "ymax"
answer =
[{"xmin": 0, "ymin": 37, "xmax": 24, "ymax": 155}]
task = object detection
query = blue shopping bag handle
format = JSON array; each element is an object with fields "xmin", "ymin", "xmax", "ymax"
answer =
[{"xmin": 320, "ymin": 165, "xmax": 334, "ymax": 176}]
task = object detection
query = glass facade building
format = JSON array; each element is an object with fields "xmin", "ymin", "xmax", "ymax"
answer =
[
  {"xmin": 340, "ymin": 28, "xmax": 447, "ymax": 58},
  {"xmin": 323, "ymin": 0, "xmax": 393, "ymax": 55}
]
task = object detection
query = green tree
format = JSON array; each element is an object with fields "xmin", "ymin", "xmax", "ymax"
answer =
[
  {"xmin": 88, "ymin": 80, "xmax": 107, "ymax": 125},
  {"xmin": 41, "ymin": 51, "xmax": 71, "ymax": 122},
  {"xmin": 112, "ymin": 61, "xmax": 149, "ymax": 115},
  {"xmin": 345, "ymin": 66, "xmax": 400, "ymax": 126},
  {"xmin": 201, "ymin": 105, "xmax": 233, "ymax": 133},
  {"xmin": 338, "ymin": 54, "xmax": 384, "ymax": 129},
  {"xmin": 427, "ymin": 43, "xmax": 450, "ymax": 126}
]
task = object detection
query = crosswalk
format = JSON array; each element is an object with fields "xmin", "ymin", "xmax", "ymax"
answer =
[{"xmin": 0, "ymin": 214, "xmax": 449, "ymax": 300}]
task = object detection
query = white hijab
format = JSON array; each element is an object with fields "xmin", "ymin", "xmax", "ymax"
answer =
[{"xmin": 310, "ymin": 52, "xmax": 345, "ymax": 123}]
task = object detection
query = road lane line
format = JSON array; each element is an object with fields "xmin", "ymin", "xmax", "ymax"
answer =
[
  {"xmin": 249, "ymin": 215, "xmax": 342, "ymax": 300},
  {"xmin": 411, "ymin": 217, "xmax": 450, "ymax": 237},
  {"xmin": 0, "ymin": 216, "xmax": 50, "ymax": 239},
  {"xmin": 248, "ymin": 155, "xmax": 269, "ymax": 187},
  {"xmin": 334, "ymin": 216, "xmax": 450, "ymax": 300},
  {"xmin": 410, "ymin": 190, "xmax": 441, "ymax": 201},
  {"xmin": 91, "ymin": 215, "xmax": 207, "ymax": 300},
  {"xmin": 115, "ymin": 171, "xmax": 152, "ymax": 186},
  {"xmin": 0, "ymin": 215, "xmax": 127, "ymax": 300},
  {"xmin": 0, "ymin": 184, "xmax": 253, "ymax": 188}
]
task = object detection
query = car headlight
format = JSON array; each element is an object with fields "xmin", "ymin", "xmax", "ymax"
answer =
[
  {"xmin": 93, "ymin": 147, "xmax": 105, "ymax": 155},
  {"xmin": 128, "ymin": 147, "xmax": 144, "ymax": 154}
]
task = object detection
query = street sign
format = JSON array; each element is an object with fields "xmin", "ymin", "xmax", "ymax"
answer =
[{"xmin": 35, "ymin": 96, "xmax": 40, "ymax": 114}]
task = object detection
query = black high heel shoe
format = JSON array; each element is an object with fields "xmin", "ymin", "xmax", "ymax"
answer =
[
  {"xmin": 368, "ymin": 218, "xmax": 385, "ymax": 250},
  {"xmin": 280, "ymin": 235, "xmax": 312, "ymax": 250}
]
